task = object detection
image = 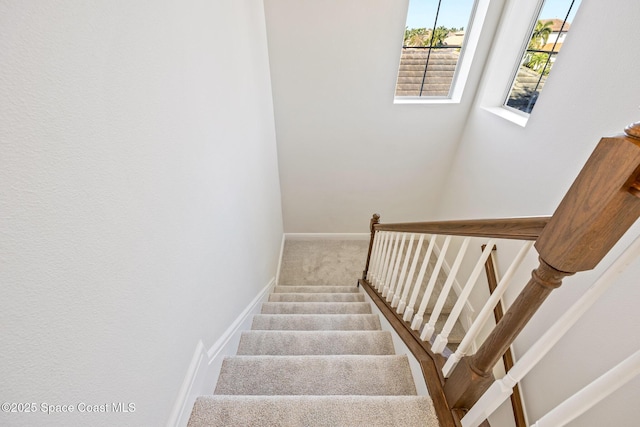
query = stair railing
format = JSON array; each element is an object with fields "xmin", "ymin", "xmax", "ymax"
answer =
[
  {"xmin": 462, "ymin": 232, "xmax": 640, "ymax": 427},
  {"xmin": 360, "ymin": 217, "xmax": 549, "ymax": 426},
  {"xmin": 359, "ymin": 121, "xmax": 640, "ymax": 426},
  {"xmin": 481, "ymin": 245, "xmax": 527, "ymax": 427}
]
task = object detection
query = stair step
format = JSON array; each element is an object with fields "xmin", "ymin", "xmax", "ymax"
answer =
[
  {"xmin": 252, "ymin": 314, "xmax": 381, "ymax": 330},
  {"xmin": 274, "ymin": 285, "xmax": 359, "ymax": 293},
  {"xmin": 214, "ymin": 355, "xmax": 417, "ymax": 395},
  {"xmin": 237, "ymin": 330, "xmax": 395, "ymax": 355},
  {"xmin": 261, "ymin": 302, "xmax": 371, "ymax": 314},
  {"xmin": 269, "ymin": 292, "xmax": 365, "ymax": 302},
  {"xmin": 188, "ymin": 395, "xmax": 439, "ymax": 427}
]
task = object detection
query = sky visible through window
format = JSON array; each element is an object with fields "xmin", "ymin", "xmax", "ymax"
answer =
[
  {"xmin": 397, "ymin": 1, "xmax": 581, "ymax": 99},
  {"xmin": 538, "ymin": 0, "xmax": 579, "ymax": 24},
  {"xmin": 405, "ymin": 0, "xmax": 579, "ymax": 31},
  {"xmin": 405, "ymin": 0, "xmax": 475, "ymax": 30}
]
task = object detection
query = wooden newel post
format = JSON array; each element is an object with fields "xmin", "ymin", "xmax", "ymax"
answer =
[
  {"xmin": 445, "ymin": 122, "xmax": 640, "ymax": 410},
  {"xmin": 362, "ymin": 213, "xmax": 381, "ymax": 280}
]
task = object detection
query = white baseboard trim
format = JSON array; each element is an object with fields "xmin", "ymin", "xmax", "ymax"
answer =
[
  {"xmin": 206, "ymin": 277, "xmax": 275, "ymax": 361},
  {"xmin": 284, "ymin": 232, "xmax": 370, "ymax": 241},
  {"xmin": 275, "ymin": 234, "xmax": 285, "ymax": 286},
  {"xmin": 168, "ymin": 277, "xmax": 275, "ymax": 427},
  {"xmin": 166, "ymin": 340, "xmax": 206, "ymax": 427}
]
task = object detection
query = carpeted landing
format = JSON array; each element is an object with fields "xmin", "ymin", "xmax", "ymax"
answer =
[{"xmin": 188, "ymin": 283, "xmax": 440, "ymax": 426}]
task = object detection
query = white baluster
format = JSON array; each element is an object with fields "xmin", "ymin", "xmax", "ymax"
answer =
[
  {"xmin": 367, "ymin": 231, "xmax": 382, "ymax": 282},
  {"xmin": 403, "ymin": 235, "xmax": 440, "ymax": 323},
  {"xmin": 531, "ymin": 350, "xmax": 640, "ymax": 427},
  {"xmin": 376, "ymin": 232, "xmax": 393, "ymax": 291},
  {"xmin": 370, "ymin": 231, "xmax": 383, "ymax": 285},
  {"xmin": 409, "ymin": 235, "xmax": 451, "ymax": 329},
  {"xmin": 392, "ymin": 234, "xmax": 415, "ymax": 308},
  {"xmin": 420, "ymin": 237, "xmax": 470, "ymax": 341},
  {"xmin": 432, "ymin": 240, "xmax": 496, "ymax": 354},
  {"xmin": 461, "ymin": 233, "xmax": 640, "ymax": 427},
  {"xmin": 386, "ymin": 233, "xmax": 407, "ymax": 301},
  {"xmin": 461, "ymin": 375, "xmax": 517, "ymax": 427},
  {"xmin": 442, "ymin": 241, "xmax": 534, "ymax": 377},
  {"xmin": 382, "ymin": 233, "xmax": 401, "ymax": 295},
  {"xmin": 397, "ymin": 234, "xmax": 426, "ymax": 315}
]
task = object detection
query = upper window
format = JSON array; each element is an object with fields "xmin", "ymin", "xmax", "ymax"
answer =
[
  {"xmin": 504, "ymin": 0, "xmax": 581, "ymax": 114},
  {"xmin": 395, "ymin": 0, "xmax": 477, "ymax": 98}
]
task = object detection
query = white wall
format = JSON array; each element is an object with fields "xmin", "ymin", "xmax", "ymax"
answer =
[
  {"xmin": 438, "ymin": 1, "xmax": 640, "ymax": 220},
  {"xmin": 437, "ymin": 0, "xmax": 640, "ymax": 425},
  {"xmin": 0, "ymin": 1, "xmax": 283, "ymax": 426},
  {"xmin": 264, "ymin": 0, "xmax": 505, "ymax": 232}
]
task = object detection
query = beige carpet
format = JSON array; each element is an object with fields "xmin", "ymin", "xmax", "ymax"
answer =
[
  {"xmin": 187, "ymin": 239, "xmax": 441, "ymax": 426},
  {"xmin": 278, "ymin": 239, "xmax": 369, "ymax": 286}
]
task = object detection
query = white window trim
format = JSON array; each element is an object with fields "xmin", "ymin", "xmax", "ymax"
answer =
[
  {"xmin": 478, "ymin": 0, "xmax": 546, "ymax": 126},
  {"xmin": 482, "ymin": 106, "xmax": 529, "ymax": 127},
  {"xmin": 393, "ymin": 0, "xmax": 492, "ymax": 104}
]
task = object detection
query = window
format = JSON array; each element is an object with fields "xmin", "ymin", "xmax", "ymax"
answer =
[
  {"xmin": 504, "ymin": 0, "xmax": 581, "ymax": 114},
  {"xmin": 395, "ymin": 0, "xmax": 477, "ymax": 99}
]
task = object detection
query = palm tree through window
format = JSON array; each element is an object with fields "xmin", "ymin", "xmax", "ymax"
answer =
[{"xmin": 505, "ymin": 0, "xmax": 581, "ymax": 114}]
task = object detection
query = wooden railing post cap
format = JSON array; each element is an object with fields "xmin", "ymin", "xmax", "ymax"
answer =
[
  {"xmin": 535, "ymin": 122, "xmax": 640, "ymax": 272},
  {"xmin": 370, "ymin": 213, "xmax": 380, "ymax": 231},
  {"xmin": 625, "ymin": 121, "xmax": 640, "ymax": 140}
]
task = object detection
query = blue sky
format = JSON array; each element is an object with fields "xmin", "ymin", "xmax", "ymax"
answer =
[{"xmin": 405, "ymin": 0, "xmax": 581, "ymax": 30}]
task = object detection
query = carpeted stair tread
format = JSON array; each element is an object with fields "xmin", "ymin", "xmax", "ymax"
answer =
[
  {"xmin": 237, "ymin": 330, "xmax": 395, "ymax": 355},
  {"xmin": 188, "ymin": 242, "xmax": 446, "ymax": 426},
  {"xmin": 251, "ymin": 314, "xmax": 381, "ymax": 330},
  {"xmin": 214, "ymin": 355, "xmax": 417, "ymax": 395},
  {"xmin": 269, "ymin": 292, "xmax": 365, "ymax": 302},
  {"xmin": 261, "ymin": 302, "xmax": 372, "ymax": 314},
  {"xmin": 278, "ymin": 239, "xmax": 369, "ymax": 286},
  {"xmin": 274, "ymin": 285, "xmax": 358, "ymax": 293},
  {"xmin": 188, "ymin": 395, "xmax": 439, "ymax": 427}
]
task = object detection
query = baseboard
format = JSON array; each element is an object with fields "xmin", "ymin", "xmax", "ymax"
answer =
[
  {"xmin": 206, "ymin": 277, "xmax": 275, "ymax": 362},
  {"xmin": 168, "ymin": 277, "xmax": 275, "ymax": 427},
  {"xmin": 284, "ymin": 232, "xmax": 370, "ymax": 241},
  {"xmin": 275, "ymin": 234, "xmax": 285, "ymax": 286},
  {"xmin": 166, "ymin": 341, "xmax": 206, "ymax": 427}
]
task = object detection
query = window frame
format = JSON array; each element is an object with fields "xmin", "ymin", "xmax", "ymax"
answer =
[
  {"xmin": 479, "ymin": 0, "xmax": 582, "ymax": 126},
  {"xmin": 478, "ymin": 0, "xmax": 548, "ymax": 126},
  {"xmin": 393, "ymin": 0, "xmax": 492, "ymax": 105},
  {"xmin": 503, "ymin": 0, "xmax": 578, "ymax": 115}
]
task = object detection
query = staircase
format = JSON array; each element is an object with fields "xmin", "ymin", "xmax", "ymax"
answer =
[{"xmin": 188, "ymin": 240, "xmax": 442, "ymax": 426}]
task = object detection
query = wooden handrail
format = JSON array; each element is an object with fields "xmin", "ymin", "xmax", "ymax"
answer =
[
  {"xmin": 535, "ymin": 124, "xmax": 640, "ymax": 273},
  {"xmin": 374, "ymin": 217, "xmax": 550, "ymax": 241},
  {"xmin": 445, "ymin": 121, "xmax": 640, "ymax": 411},
  {"xmin": 361, "ymin": 215, "xmax": 549, "ymax": 297},
  {"xmin": 362, "ymin": 121, "xmax": 640, "ymax": 423},
  {"xmin": 362, "ymin": 213, "xmax": 380, "ymax": 280},
  {"xmin": 358, "ymin": 278, "xmax": 458, "ymax": 427}
]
